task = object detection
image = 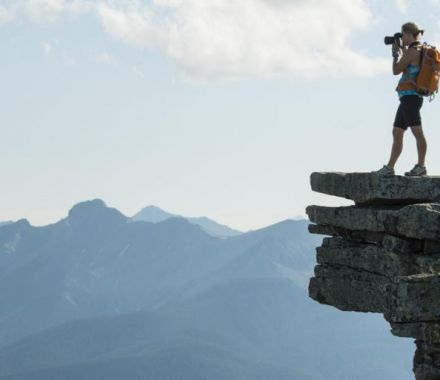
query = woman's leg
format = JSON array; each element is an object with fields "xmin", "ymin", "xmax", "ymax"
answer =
[
  {"xmin": 410, "ymin": 125, "xmax": 427, "ymax": 166},
  {"xmin": 387, "ymin": 127, "xmax": 405, "ymax": 168}
]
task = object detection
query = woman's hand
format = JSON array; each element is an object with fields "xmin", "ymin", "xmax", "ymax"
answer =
[
  {"xmin": 392, "ymin": 45, "xmax": 412, "ymax": 75},
  {"xmin": 392, "ymin": 42, "xmax": 402, "ymax": 59}
]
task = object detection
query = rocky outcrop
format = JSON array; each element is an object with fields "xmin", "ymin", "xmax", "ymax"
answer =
[
  {"xmin": 307, "ymin": 172, "xmax": 440, "ymax": 380},
  {"xmin": 311, "ymin": 172, "xmax": 440, "ymax": 205}
]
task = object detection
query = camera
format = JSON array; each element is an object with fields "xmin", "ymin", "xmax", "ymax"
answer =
[{"xmin": 384, "ymin": 32, "xmax": 402, "ymax": 45}]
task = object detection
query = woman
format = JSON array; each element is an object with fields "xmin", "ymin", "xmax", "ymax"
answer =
[{"xmin": 375, "ymin": 22, "xmax": 427, "ymax": 176}]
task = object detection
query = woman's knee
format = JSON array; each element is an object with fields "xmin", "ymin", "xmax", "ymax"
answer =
[
  {"xmin": 411, "ymin": 126, "xmax": 425, "ymax": 139},
  {"xmin": 392, "ymin": 127, "xmax": 405, "ymax": 140}
]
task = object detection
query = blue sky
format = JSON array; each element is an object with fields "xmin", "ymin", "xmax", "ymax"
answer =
[{"xmin": 2, "ymin": 0, "xmax": 440, "ymax": 231}]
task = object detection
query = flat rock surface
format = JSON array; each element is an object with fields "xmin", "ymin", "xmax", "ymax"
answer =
[
  {"xmin": 311, "ymin": 172, "xmax": 440, "ymax": 205},
  {"xmin": 386, "ymin": 274, "xmax": 440, "ymax": 322},
  {"xmin": 317, "ymin": 237, "xmax": 440, "ymax": 277},
  {"xmin": 307, "ymin": 203, "xmax": 440, "ymax": 241},
  {"xmin": 391, "ymin": 322, "xmax": 440, "ymax": 343},
  {"xmin": 310, "ymin": 225, "xmax": 426, "ymax": 254},
  {"xmin": 308, "ymin": 275, "xmax": 387, "ymax": 313}
]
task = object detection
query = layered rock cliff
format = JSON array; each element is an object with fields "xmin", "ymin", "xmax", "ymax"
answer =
[{"xmin": 307, "ymin": 172, "xmax": 440, "ymax": 380}]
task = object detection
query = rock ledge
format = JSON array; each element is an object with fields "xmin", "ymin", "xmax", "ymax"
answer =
[
  {"xmin": 307, "ymin": 172, "xmax": 440, "ymax": 380},
  {"xmin": 311, "ymin": 172, "xmax": 440, "ymax": 205}
]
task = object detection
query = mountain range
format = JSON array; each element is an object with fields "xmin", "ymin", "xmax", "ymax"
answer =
[
  {"xmin": 0, "ymin": 199, "xmax": 414, "ymax": 380},
  {"xmin": 131, "ymin": 205, "xmax": 242, "ymax": 238}
]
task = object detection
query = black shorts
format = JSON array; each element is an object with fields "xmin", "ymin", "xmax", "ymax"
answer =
[{"xmin": 393, "ymin": 95, "xmax": 423, "ymax": 130}]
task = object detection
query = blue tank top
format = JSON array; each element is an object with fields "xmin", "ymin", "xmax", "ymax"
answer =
[{"xmin": 397, "ymin": 64, "xmax": 422, "ymax": 99}]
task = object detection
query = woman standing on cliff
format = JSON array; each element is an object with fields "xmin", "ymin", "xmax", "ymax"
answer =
[{"xmin": 375, "ymin": 22, "xmax": 427, "ymax": 176}]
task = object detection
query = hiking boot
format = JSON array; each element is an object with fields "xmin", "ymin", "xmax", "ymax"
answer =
[
  {"xmin": 405, "ymin": 164, "xmax": 427, "ymax": 176},
  {"xmin": 373, "ymin": 165, "xmax": 395, "ymax": 175}
]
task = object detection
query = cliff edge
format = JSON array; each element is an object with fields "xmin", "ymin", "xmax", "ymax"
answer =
[{"xmin": 307, "ymin": 172, "xmax": 440, "ymax": 380}]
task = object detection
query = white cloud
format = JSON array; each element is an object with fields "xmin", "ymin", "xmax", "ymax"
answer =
[
  {"xmin": 25, "ymin": 0, "xmax": 66, "ymax": 20},
  {"xmin": 96, "ymin": 2, "xmax": 161, "ymax": 47},
  {"xmin": 0, "ymin": 4, "xmax": 16, "ymax": 24},
  {"xmin": 394, "ymin": 0, "xmax": 409, "ymax": 13},
  {"xmin": 431, "ymin": 20, "xmax": 440, "ymax": 48},
  {"xmin": 132, "ymin": 65, "xmax": 146, "ymax": 78},
  {"xmin": 95, "ymin": 0, "xmax": 388, "ymax": 82},
  {"xmin": 6, "ymin": 0, "xmax": 93, "ymax": 22},
  {"xmin": 42, "ymin": 41, "xmax": 53, "ymax": 53},
  {"xmin": 96, "ymin": 51, "xmax": 117, "ymax": 65},
  {"xmin": 1, "ymin": 0, "xmax": 389, "ymax": 81}
]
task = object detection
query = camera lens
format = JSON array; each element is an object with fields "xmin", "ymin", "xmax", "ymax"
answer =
[{"xmin": 384, "ymin": 36, "xmax": 395, "ymax": 45}]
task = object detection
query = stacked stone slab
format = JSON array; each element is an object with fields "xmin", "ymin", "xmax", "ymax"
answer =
[{"xmin": 307, "ymin": 172, "xmax": 440, "ymax": 380}]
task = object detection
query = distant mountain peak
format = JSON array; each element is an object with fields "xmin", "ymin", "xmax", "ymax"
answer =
[
  {"xmin": 132, "ymin": 205, "xmax": 174, "ymax": 223},
  {"xmin": 68, "ymin": 199, "xmax": 108, "ymax": 216},
  {"xmin": 15, "ymin": 218, "xmax": 31, "ymax": 227},
  {"xmin": 67, "ymin": 199, "xmax": 127, "ymax": 227},
  {"xmin": 142, "ymin": 205, "xmax": 166, "ymax": 212},
  {"xmin": 1, "ymin": 219, "xmax": 31, "ymax": 230},
  {"xmin": 132, "ymin": 205, "xmax": 242, "ymax": 238}
]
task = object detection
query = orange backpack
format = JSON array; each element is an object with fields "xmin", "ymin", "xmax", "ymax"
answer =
[{"xmin": 415, "ymin": 43, "xmax": 440, "ymax": 101}]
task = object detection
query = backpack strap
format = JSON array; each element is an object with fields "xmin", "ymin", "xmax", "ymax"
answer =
[
  {"xmin": 409, "ymin": 41, "xmax": 421, "ymax": 48},
  {"xmin": 396, "ymin": 42, "xmax": 424, "ymax": 92},
  {"xmin": 418, "ymin": 43, "xmax": 425, "ymax": 66}
]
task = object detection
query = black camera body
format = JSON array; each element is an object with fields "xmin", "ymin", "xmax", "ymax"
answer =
[{"xmin": 384, "ymin": 32, "xmax": 403, "ymax": 45}]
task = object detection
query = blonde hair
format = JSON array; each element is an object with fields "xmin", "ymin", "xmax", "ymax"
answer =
[{"xmin": 402, "ymin": 22, "xmax": 424, "ymax": 39}]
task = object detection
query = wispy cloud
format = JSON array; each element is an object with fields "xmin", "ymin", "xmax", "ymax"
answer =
[
  {"xmin": 132, "ymin": 65, "xmax": 146, "ymax": 78},
  {"xmin": 1, "ymin": 0, "xmax": 389, "ymax": 82},
  {"xmin": 394, "ymin": 0, "xmax": 409, "ymax": 13},
  {"xmin": 95, "ymin": 51, "xmax": 118, "ymax": 65},
  {"xmin": 0, "ymin": 4, "xmax": 16, "ymax": 24},
  {"xmin": 96, "ymin": 2, "xmax": 161, "ymax": 48},
  {"xmin": 430, "ymin": 20, "xmax": 440, "ymax": 48},
  {"xmin": 42, "ymin": 41, "xmax": 53, "ymax": 53},
  {"xmin": 0, "ymin": 0, "xmax": 92, "ymax": 24},
  {"xmin": 25, "ymin": 0, "xmax": 66, "ymax": 21},
  {"xmin": 95, "ymin": 0, "xmax": 388, "ymax": 82}
]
